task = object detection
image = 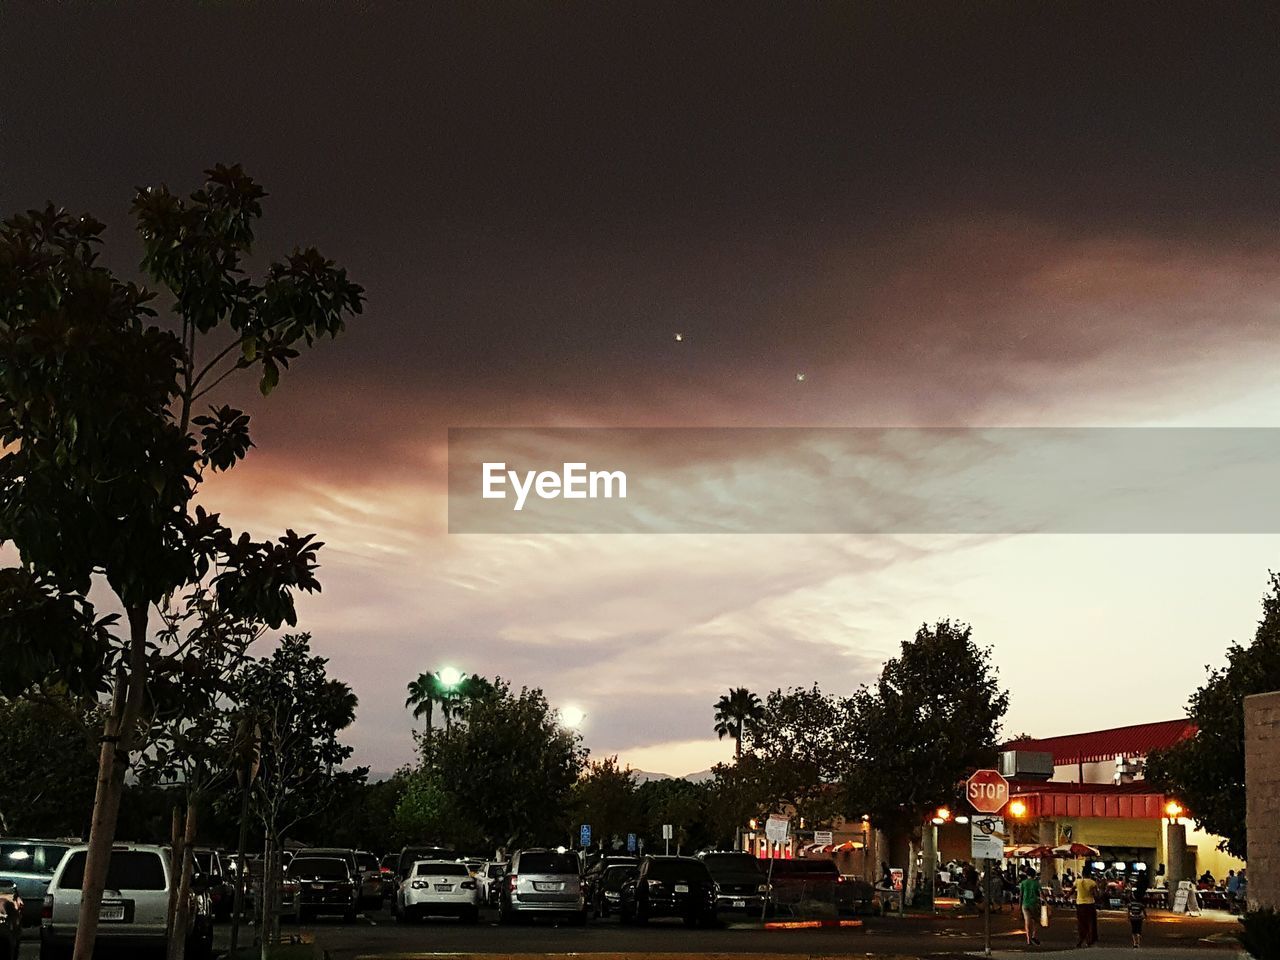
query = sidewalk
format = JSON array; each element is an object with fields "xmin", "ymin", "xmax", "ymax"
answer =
[{"xmin": 979, "ymin": 950, "xmax": 1245, "ymax": 960}]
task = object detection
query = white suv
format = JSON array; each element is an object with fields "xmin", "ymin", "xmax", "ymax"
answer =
[{"xmin": 40, "ymin": 843, "xmax": 212, "ymax": 960}]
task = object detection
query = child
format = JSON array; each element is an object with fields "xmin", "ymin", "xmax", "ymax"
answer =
[{"xmin": 1127, "ymin": 894, "xmax": 1146, "ymax": 948}]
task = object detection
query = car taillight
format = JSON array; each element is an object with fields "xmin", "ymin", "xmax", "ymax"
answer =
[
  {"xmin": 461, "ymin": 880, "xmax": 476, "ymax": 890},
  {"xmin": 42, "ymin": 895, "xmax": 53, "ymax": 920},
  {"xmin": 508, "ymin": 875, "xmax": 518, "ymax": 891}
]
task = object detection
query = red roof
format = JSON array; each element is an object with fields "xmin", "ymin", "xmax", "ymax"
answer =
[{"xmin": 1003, "ymin": 719, "xmax": 1195, "ymax": 766}]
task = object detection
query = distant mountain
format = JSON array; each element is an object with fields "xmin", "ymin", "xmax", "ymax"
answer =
[{"xmin": 631, "ymin": 768, "xmax": 716, "ymax": 784}]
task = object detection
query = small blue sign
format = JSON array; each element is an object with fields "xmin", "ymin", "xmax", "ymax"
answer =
[
  {"xmin": 626, "ymin": 832, "xmax": 637, "ymax": 853},
  {"xmin": 580, "ymin": 823, "xmax": 592, "ymax": 847}
]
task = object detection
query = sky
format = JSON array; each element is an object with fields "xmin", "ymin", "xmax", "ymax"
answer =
[{"xmin": 5, "ymin": 2, "xmax": 1280, "ymax": 777}]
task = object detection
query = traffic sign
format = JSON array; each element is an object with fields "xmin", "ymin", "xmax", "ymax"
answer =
[
  {"xmin": 970, "ymin": 816, "xmax": 1005, "ymax": 860},
  {"xmin": 764, "ymin": 814, "xmax": 790, "ymax": 844},
  {"xmin": 579, "ymin": 823, "xmax": 592, "ymax": 847},
  {"xmin": 661, "ymin": 823, "xmax": 674, "ymax": 840},
  {"xmin": 813, "ymin": 830, "xmax": 833, "ymax": 846},
  {"xmin": 965, "ymin": 769, "xmax": 1009, "ymax": 814},
  {"xmin": 626, "ymin": 832, "xmax": 637, "ymax": 853}
]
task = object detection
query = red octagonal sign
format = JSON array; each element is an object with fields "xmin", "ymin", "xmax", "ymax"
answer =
[{"xmin": 966, "ymin": 769, "xmax": 1009, "ymax": 814}]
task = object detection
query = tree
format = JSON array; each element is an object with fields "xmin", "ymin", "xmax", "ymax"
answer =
[
  {"xmin": 741, "ymin": 684, "xmax": 857, "ymax": 828},
  {"xmin": 570, "ymin": 757, "xmax": 639, "ymax": 852},
  {"xmin": 238, "ymin": 634, "xmax": 366, "ymax": 943},
  {"xmin": 405, "ymin": 671, "xmax": 447, "ymax": 734},
  {"xmin": 843, "ymin": 620, "xmax": 1008, "ymax": 863},
  {"xmin": 634, "ymin": 777, "xmax": 712, "ymax": 853},
  {"xmin": 0, "ymin": 694, "xmax": 99, "ymax": 836},
  {"xmin": 0, "ymin": 168, "xmax": 362, "ymax": 960},
  {"xmin": 1147, "ymin": 574, "xmax": 1280, "ymax": 860},
  {"xmin": 404, "ymin": 679, "xmax": 586, "ymax": 850},
  {"xmin": 713, "ymin": 687, "xmax": 764, "ymax": 760}
]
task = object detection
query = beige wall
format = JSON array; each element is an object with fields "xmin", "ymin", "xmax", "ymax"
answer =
[{"xmin": 1246, "ymin": 690, "xmax": 1280, "ymax": 909}]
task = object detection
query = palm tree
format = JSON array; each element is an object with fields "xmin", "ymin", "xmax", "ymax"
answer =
[
  {"xmin": 714, "ymin": 687, "xmax": 764, "ymax": 760},
  {"xmin": 405, "ymin": 672, "xmax": 445, "ymax": 733}
]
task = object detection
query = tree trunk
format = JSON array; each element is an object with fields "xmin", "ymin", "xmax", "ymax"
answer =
[
  {"xmin": 166, "ymin": 806, "xmax": 182, "ymax": 944},
  {"xmin": 167, "ymin": 801, "xmax": 197, "ymax": 960},
  {"xmin": 72, "ymin": 604, "xmax": 150, "ymax": 960}
]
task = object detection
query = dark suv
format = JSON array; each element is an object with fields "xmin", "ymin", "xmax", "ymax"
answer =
[
  {"xmin": 286, "ymin": 856, "xmax": 358, "ymax": 922},
  {"xmin": 0, "ymin": 839, "xmax": 71, "ymax": 925},
  {"xmin": 619, "ymin": 856, "xmax": 716, "ymax": 927},
  {"xmin": 698, "ymin": 851, "xmax": 767, "ymax": 914}
]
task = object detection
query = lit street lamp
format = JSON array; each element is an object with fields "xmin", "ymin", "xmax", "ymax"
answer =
[{"xmin": 559, "ymin": 705, "xmax": 586, "ymax": 729}]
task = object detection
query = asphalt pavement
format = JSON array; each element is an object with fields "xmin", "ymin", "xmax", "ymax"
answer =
[{"xmin": 268, "ymin": 902, "xmax": 1244, "ymax": 959}]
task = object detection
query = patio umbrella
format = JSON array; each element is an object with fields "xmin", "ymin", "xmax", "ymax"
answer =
[
  {"xmin": 1004, "ymin": 844, "xmax": 1055, "ymax": 859},
  {"xmin": 1052, "ymin": 843, "xmax": 1100, "ymax": 858}
]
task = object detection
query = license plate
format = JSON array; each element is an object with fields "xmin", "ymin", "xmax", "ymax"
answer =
[
  {"xmin": 535, "ymin": 882, "xmax": 562, "ymax": 891},
  {"xmin": 435, "ymin": 884, "xmax": 452, "ymax": 891},
  {"xmin": 733, "ymin": 899, "xmax": 746, "ymax": 908},
  {"xmin": 100, "ymin": 903, "xmax": 125, "ymax": 921},
  {"xmin": 310, "ymin": 883, "xmax": 325, "ymax": 890},
  {"xmin": 674, "ymin": 884, "xmax": 689, "ymax": 893}
]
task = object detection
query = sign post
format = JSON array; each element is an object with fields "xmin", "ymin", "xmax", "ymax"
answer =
[
  {"xmin": 966, "ymin": 769, "xmax": 1010, "ymax": 958},
  {"xmin": 662, "ymin": 823, "xmax": 674, "ymax": 856},
  {"xmin": 762, "ymin": 814, "xmax": 790, "ymax": 920}
]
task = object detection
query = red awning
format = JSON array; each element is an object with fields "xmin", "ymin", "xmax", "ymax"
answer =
[{"xmin": 1009, "ymin": 786, "xmax": 1167, "ymax": 819}]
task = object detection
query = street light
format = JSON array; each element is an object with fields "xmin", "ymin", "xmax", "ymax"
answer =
[
  {"xmin": 559, "ymin": 705, "xmax": 586, "ymax": 729},
  {"xmin": 1008, "ymin": 799, "xmax": 1028, "ymax": 819},
  {"xmin": 931, "ymin": 806, "xmax": 952, "ymax": 825},
  {"xmin": 437, "ymin": 666, "xmax": 464, "ymax": 688},
  {"xmin": 1164, "ymin": 800, "xmax": 1184, "ymax": 822}
]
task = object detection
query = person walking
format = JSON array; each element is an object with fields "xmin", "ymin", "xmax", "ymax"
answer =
[
  {"xmin": 1075, "ymin": 868, "xmax": 1099, "ymax": 947},
  {"xmin": 1127, "ymin": 894, "xmax": 1146, "ymax": 948},
  {"xmin": 1226, "ymin": 870, "xmax": 1240, "ymax": 913},
  {"xmin": 1020, "ymin": 869, "xmax": 1042, "ymax": 945}
]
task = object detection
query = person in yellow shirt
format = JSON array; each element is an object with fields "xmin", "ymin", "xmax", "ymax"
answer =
[{"xmin": 1075, "ymin": 869, "xmax": 1099, "ymax": 947}]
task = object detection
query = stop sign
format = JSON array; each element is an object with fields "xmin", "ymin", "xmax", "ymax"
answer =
[{"xmin": 966, "ymin": 769, "xmax": 1009, "ymax": 814}]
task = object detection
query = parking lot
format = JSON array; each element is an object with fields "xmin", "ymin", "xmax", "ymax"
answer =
[{"xmin": 249, "ymin": 902, "xmax": 1239, "ymax": 958}]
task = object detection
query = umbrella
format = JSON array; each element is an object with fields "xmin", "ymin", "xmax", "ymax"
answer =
[
  {"xmin": 1004, "ymin": 844, "xmax": 1055, "ymax": 859},
  {"xmin": 1052, "ymin": 843, "xmax": 1101, "ymax": 858}
]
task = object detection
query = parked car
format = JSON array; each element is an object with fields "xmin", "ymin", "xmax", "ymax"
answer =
[
  {"xmin": 40, "ymin": 843, "xmax": 214, "ymax": 960},
  {"xmin": 590, "ymin": 863, "xmax": 637, "ymax": 917},
  {"xmin": 0, "ymin": 879, "xmax": 22, "ymax": 960},
  {"xmin": 297, "ymin": 848, "xmax": 378, "ymax": 908},
  {"xmin": 697, "ymin": 851, "xmax": 768, "ymax": 914},
  {"xmin": 396, "ymin": 860, "xmax": 480, "ymax": 923},
  {"xmin": 353, "ymin": 850, "xmax": 382, "ymax": 906},
  {"xmin": 499, "ymin": 848, "xmax": 586, "ymax": 924},
  {"xmin": 583, "ymin": 855, "xmax": 638, "ymax": 905},
  {"xmin": 762, "ymin": 857, "xmax": 860, "ymax": 914},
  {"xmin": 378, "ymin": 853, "xmax": 399, "ymax": 899},
  {"xmin": 619, "ymin": 855, "xmax": 717, "ymax": 927},
  {"xmin": 479, "ymin": 862, "xmax": 507, "ymax": 907},
  {"xmin": 192, "ymin": 848, "xmax": 233, "ymax": 922},
  {"xmin": 0, "ymin": 839, "xmax": 72, "ymax": 925},
  {"xmin": 285, "ymin": 856, "xmax": 357, "ymax": 923}
]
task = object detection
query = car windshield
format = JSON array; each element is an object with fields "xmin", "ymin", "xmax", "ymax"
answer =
[
  {"xmin": 518, "ymin": 852, "xmax": 579, "ymax": 875},
  {"xmin": 487, "ymin": 864, "xmax": 507, "ymax": 878},
  {"xmin": 702, "ymin": 853, "xmax": 762, "ymax": 875},
  {"xmin": 0, "ymin": 844, "xmax": 37, "ymax": 871},
  {"xmin": 603, "ymin": 866, "xmax": 635, "ymax": 890},
  {"xmin": 645, "ymin": 859, "xmax": 708, "ymax": 882},
  {"xmin": 415, "ymin": 862, "xmax": 468, "ymax": 877},
  {"xmin": 356, "ymin": 853, "xmax": 378, "ymax": 871},
  {"xmin": 193, "ymin": 852, "xmax": 218, "ymax": 874},
  {"xmin": 288, "ymin": 858, "xmax": 349, "ymax": 881},
  {"xmin": 59, "ymin": 851, "xmax": 166, "ymax": 891}
]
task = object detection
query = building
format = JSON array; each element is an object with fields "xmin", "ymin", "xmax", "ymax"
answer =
[{"xmin": 997, "ymin": 720, "xmax": 1244, "ymax": 884}]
